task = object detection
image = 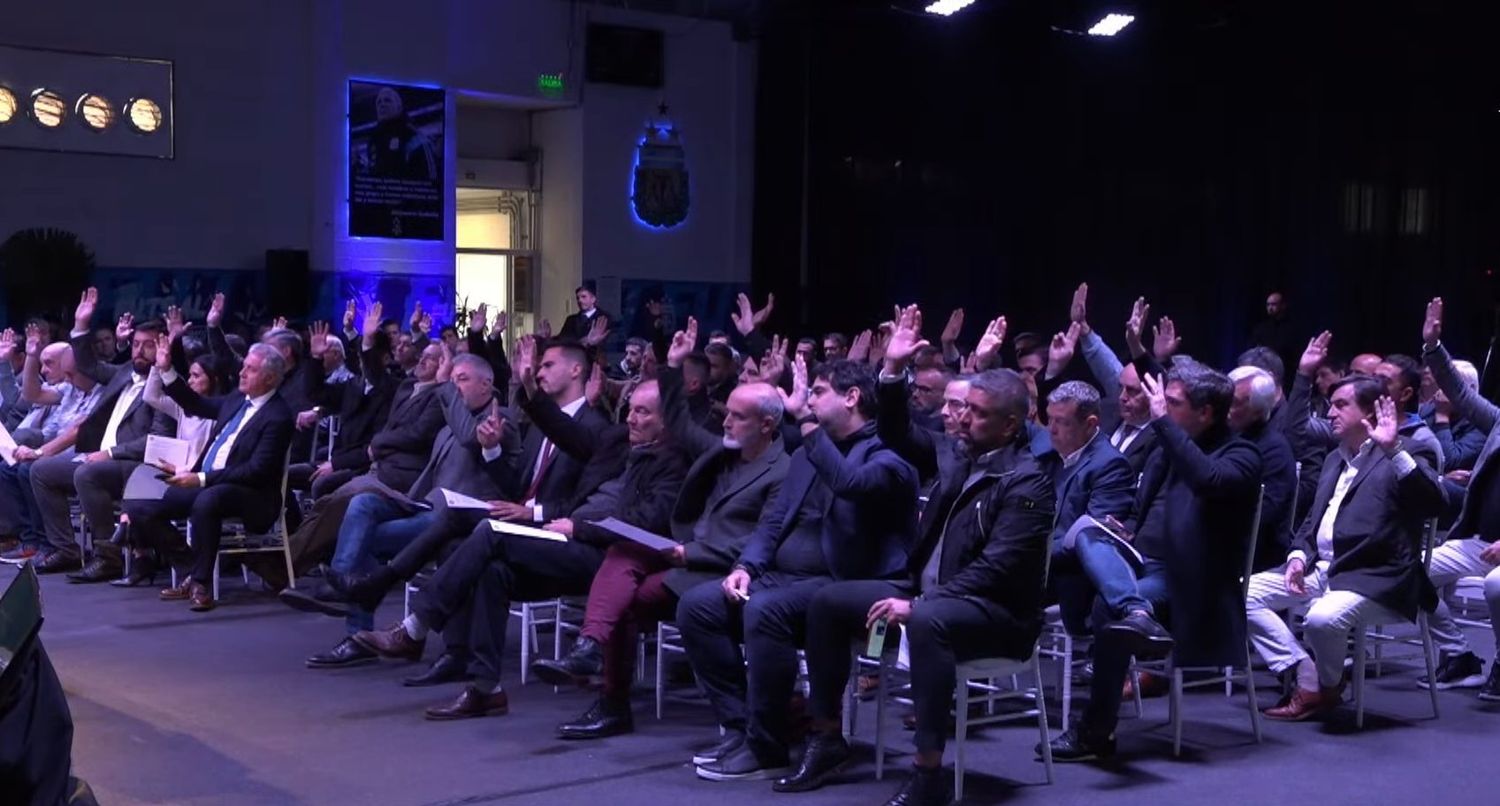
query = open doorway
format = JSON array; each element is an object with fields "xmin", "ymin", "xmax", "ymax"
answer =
[{"xmin": 456, "ymin": 185, "xmax": 537, "ymax": 340}]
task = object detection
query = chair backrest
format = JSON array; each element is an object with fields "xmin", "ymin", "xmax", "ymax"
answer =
[
  {"xmin": 1287, "ymin": 462, "xmax": 1301, "ymax": 533},
  {"xmin": 1238, "ymin": 484, "xmax": 1266, "ymax": 598}
]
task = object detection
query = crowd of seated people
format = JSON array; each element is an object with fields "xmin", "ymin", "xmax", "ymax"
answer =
[{"xmin": 3, "ymin": 281, "xmax": 1500, "ymax": 806}]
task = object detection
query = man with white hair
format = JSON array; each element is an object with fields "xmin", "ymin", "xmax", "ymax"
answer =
[
  {"xmin": 1431, "ymin": 358, "xmax": 1484, "ymax": 473},
  {"xmin": 1228, "ymin": 366, "xmax": 1300, "ymax": 571}
]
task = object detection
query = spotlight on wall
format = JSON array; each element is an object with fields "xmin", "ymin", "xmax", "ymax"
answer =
[
  {"xmin": 76, "ymin": 93, "xmax": 115, "ymax": 131},
  {"xmin": 0, "ymin": 86, "xmax": 16, "ymax": 125},
  {"xmin": 1087, "ymin": 13, "xmax": 1135, "ymax": 36},
  {"xmin": 124, "ymin": 97, "xmax": 163, "ymax": 134},
  {"xmin": 29, "ymin": 88, "xmax": 66, "ymax": 128},
  {"xmin": 925, "ymin": 0, "xmax": 977, "ymax": 16}
]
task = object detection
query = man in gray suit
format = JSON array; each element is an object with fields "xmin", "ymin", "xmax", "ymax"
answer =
[
  {"xmin": 532, "ymin": 316, "xmax": 792, "ymax": 739},
  {"xmin": 32, "ymin": 288, "xmax": 175, "ymax": 578}
]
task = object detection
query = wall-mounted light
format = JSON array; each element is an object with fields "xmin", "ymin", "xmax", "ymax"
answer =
[
  {"xmin": 76, "ymin": 93, "xmax": 115, "ymax": 131},
  {"xmin": 29, "ymin": 88, "xmax": 66, "ymax": 128},
  {"xmin": 0, "ymin": 87, "xmax": 16, "ymax": 125},
  {"xmin": 124, "ymin": 97, "xmax": 162, "ymax": 134}
]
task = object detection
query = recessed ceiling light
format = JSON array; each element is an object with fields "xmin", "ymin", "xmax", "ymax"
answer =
[
  {"xmin": 0, "ymin": 87, "xmax": 17, "ymax": 125},
  {"xmin": 125, "ymin": 97, "xmax": 162, "ymax": 134},
  {"xmin": 76, "ymin": 93, "xmax": 115, "ymax": 131},
  {"xmin": 29, "ymin": 88, "xmax": 66, "ymax": 128}
]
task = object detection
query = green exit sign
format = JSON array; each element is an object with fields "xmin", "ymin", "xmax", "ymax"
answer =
[{"xmin": 537, "ymin": 73, "xmax": 565, "ymax": 98}]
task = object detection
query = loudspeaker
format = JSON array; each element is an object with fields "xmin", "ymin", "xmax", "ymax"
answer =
[
  {"xmin": 265, "ymin": 249, "xmax": 310, "ymax": 321},
  {"xmin": 586, "ymin": 24, "xmax": 664, "ymax": 88}
]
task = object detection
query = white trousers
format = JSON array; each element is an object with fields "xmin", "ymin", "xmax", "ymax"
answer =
[
  {"xmin": 1246, "ymin": 563, "xmax": 1402, "ymax": 689},
  {"xmin": 1426, "ymin": 537, "xmax": 1500, "ymax": 655}
]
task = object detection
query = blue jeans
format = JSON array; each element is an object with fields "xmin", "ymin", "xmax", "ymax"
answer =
[
  {"xmin": 1052, "ymin": 530, "xmax": 1153, "ymax": 634},
  {"xmin": 1082, "ymin": 558, "xmax": 1171, "ymax": 734},
  {"xmin": 332, "ymin": 493, "xmax": 439, "ymax": 632}
]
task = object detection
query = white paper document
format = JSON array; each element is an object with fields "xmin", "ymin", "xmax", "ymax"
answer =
[
  {"xmin": 441, "ymin": 488, "xmax": 493, "ymax": 510},
  {"xmin": 0, "ymin": 422, "xmax": 16, "ymax": 466},
  {"xmin": 1061, "ymin": 514, "xmax": 1144, "ymax": 567},
  {"xmin": 144, "ymin": 435, "xmax": 192, "ymax": 472},
  {"xmin": 488, "ymin": 520, "xmax": 567, "ymax": 542},
  {"xmin": 589, "ymin": 516, "xmax": 679, "ymax": 551}
]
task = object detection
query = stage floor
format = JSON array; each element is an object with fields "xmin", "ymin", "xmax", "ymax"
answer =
[{"xmin": 19, "ymin": 565, "xmax": 1498, "ymax": 805}]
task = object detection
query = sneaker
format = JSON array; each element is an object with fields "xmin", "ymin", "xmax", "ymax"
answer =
[
  {"xmin": 692, "ymin": 731, "xmax": 746, "ymax": 766},
  {"xmin": 694, "ymin": 743, "xmax": 791, "ymax": 781},
  {"xmin": 1417, "ymin": 651, "xmax": 1486, "ymax": 690},
  {"xmin": 1040, "ymin": 726, "xmax": 1115, "ymax": 763},
  {"xmin": 1479, "ymin": 664, "xmax": 1500, "ymax": 702},
  {"xmin": 0, "ymin": 543, "xmax": 41, "ymax": 565}
]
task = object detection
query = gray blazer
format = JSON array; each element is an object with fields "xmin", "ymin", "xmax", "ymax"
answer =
[{"xmin": 405, "ymin": 385, "xmax": 523, "ymax": 506}]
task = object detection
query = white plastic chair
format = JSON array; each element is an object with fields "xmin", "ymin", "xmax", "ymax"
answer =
[{"xmin": 1351, "ymin": 519, "xmax": 1440, "ymax": 728}]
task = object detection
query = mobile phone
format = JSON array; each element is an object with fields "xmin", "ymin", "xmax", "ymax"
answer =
[{"xmin": 866, "ymin": 618, "xmax": 888, "ymax": 658}]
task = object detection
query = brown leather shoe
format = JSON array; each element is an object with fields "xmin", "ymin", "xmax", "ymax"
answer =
[
  {"xmin": 425, "ymin": 685, "xmax": 509, "ymax": 720},
  {"xmin": 351, "ymin": 623, "xmax": 426, "ymax": 662},
  {"xmin": 1263, "ymin": 686, "xmax": 1341, "ymax": 721},
  {"xmin": 188, "ymin": 581, "xmax": 216, "ymax": 612},
  {"xmin": 160, "ymin": 578, "xmax": 193, "ymax": 601}
]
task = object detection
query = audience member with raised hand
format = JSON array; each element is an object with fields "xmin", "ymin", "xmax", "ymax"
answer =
[
  {"xmin": 1047, "ymin": 360, "xmax": 1262, "ymax": 762},
  {"xmin": 1246, "ymin": 382, "xmax": 1444, "ymax": 720},
  {"xmin": 776, "ymin": 306, "xmax": 1052, "ymax": 805},
  {"xmin": 1226, "ymin": 366, "xmax": 1300, "ymax": 571},
  {"xmin": 29, "ymin": 288, "xmax": 175, "ymax": 576},
  {"xmin": 971, "ymin": 314, "xmax": 1007, "ymax": 372},
  {"xmin": 1417, "ymin": 297, "xmax": 1500, "ymax": 699},
  {"xmin": 938, "ymin": 308, "xmax": 965, "ymax": 369},
  {"xmin": 678, "ymin": 349, "xmax": 917, "ymax": 783},
  {"xmin": 559, "ymin": 284, "xmax": 611, "ymax": 343}
]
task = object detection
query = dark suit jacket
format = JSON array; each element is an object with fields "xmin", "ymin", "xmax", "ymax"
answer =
[
  {"xmin": 1052, "ymin": 432, "xmax": 1135, "ymax": 543},
  {"xmin": 466, "ymin": 329, "xmax": 512, "ymax": 400},
  {"xmin": 67, "ymin": 331, "xmax": 175, "ymax": 460},
  {"xmin": 1127, "ymin": 418, "xmax": 1263, "ymax": 668},
  {"xmin": 368, "ymin": 380, "xmax": 446, "ymax": 493},
  {"xmin": 876, "ymin": 377, "xmax": 1055, "ymax": 635},
  {"xmin": 569, "ymin": 441, "xmax": 692, "ymax": 548},
  {"xmin": 559, "ymin": 308, "xmax": 614, "ymax": 343},
  {"xmin": 326, "ymin": 375, "xmax": 395, "ymax": 474},
  {"xmin": 164, "ymin": 379, "xmax": 295, "ymax": 499},
  {"xmin": 515, "ymin": 391, "xmax": 621, "ymax": 520},
  {"xmin": 1425, "ymin": 344, "xmax": 1500, "ymax": 543},
  {"xmin": 1243, "ymin": 419, "xmax": 1299, "ymax": 572},
  {"xmin": 1295, "ymin": 445, "xmax": 1444, "ymax": 620},
  {"xmin": 736, "ymin": 422, "xmax": 916, "ymax": 582},
  {"xmin": 657, "ymin": 366, "xmax": 792, "ymax": 595}
]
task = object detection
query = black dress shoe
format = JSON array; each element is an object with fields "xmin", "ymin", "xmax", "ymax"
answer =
[
  {"xmin": 339, "ymin": 565, "xmax": 399, "ymax": 613},
  {"xmin": 531, "ymin": 637, "xmax": 604, "ymax": 686},
  {"xmin": 883, "ymin": 765, "xmax": 951, "ymax": 806},
  {"xmin": 34, "ymin": 550, "xmax": 82, "ymax": 574},
  {"xmin": 1041, "ymin": 726, "xmax": 1116, "ymax": 763},
  {"xmin": 692, "ymin": 731, "xmax": 746, "ymax": 766},
  {"xmin": 557, "ymin": 697, "xmax": 634, "ymax": 740},
  {"xmin": 68, "ymin": 551, "xmax": 125, "ymax": 584},
  {"xmin": 425, "ymin": 686, "xmax": 509, "ymax": 720},
  {"xmin": 278, "ymin": 582, "xmax": 352, "ymax": 617},
  {"xmin": 1104, "ymin": 611, "xmax": 1175, "ymax": 660},
  {"xmin": 403, "ymin": 652, "xmax": 475, "ymax": 687},
  {"xmin": 773, "ymin": 733, "xmax": 852, "ymax": 792},
  {"xmin": 306, "ymin": 637, "xmax": 379, "ymax": 669}
]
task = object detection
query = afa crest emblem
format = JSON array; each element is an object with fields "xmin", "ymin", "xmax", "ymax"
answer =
[{"xmin": 632, "ymin": 109, "xmax": 690, "ymax": 229}]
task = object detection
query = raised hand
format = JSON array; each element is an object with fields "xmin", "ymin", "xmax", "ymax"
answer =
[
  {"xmin": 516, "ymin": 334, "xmax": 538, "ymax": 394},
  {"xmin": 361, "ymin": 301, "xmax": 384, "ymax": 340},
  {"xmin": 1423, "ymin": 297, "xmax": 1443, "ymax": 350},
  {"xmin": 537, "ymin": 318, "xmax": 553, "ymax": 340},
  {"xmin": 1298, "ymin": 330, "xmax": 1332, "ymax": 378},
  {"xmin": 1070, "ymin": 282, "xmax": 1089, "ymax": 329},
  {"xmin": 1152, "ymin": 315, "xmax": 1180, "ymax": 359},
  {"xmin": 417, "ymin": 311, "xmax": 432, "ymax": 336},
  {"xmin": 973, "ymin": 315, "xmax": 1007, "ymax": 370},
  {"xmin": 470, "ymin": 302, "xmax": 488, "ymax": 333},
  {"xmin": 24, "ymin": 323, "xmax": 43, "ymax": 356},
  {"xmin": 940, "ymin": 308, "xmax": 965, "ymax": 348},
  {"xmin": 1370, "ymin": 395, "xmax": 1401, "ymax": 454},
  {"xmin": 667, "ymin": 317, "xmax": 698, "ymax": 368},
  {"xmin": 435, "ymin": 341, "xmax": 454, "ymax": 382},
  {"xmin": 155, "ymin": 333, "xmax": 173, "ymax": 371},
  {"xmin": 583, "ymin": 314, "xmax": 611, "ymax": 347},
  {"xmin": 730, "ymin": 293, "xmax": 756, "ymax": 336},
  {"xmin": 0, "ymin": 329, "xmax": 15, "ymax": 356},
  {"xmin": 1047, "ymin": 321, "xmax": 1081, "ymax": 379},
  {"xmin": 113, "ymin": 313, "xmax": 134, "ymax": 346},
  {"xmin": 273, "ymin": 316, "xmax": 289, "ymax": 331},
  {"xmin": 74, "ymin": 287, "xmax": 98, "ymax": 331},
  {"xmin": 883, "ymin": 305, "xmax": 930, "ymax": 373},
  {"xmin": 847, "ymin": 329, "xmax": 873, "ymax": 363},
  {"xmin": 164, "ymin": 305, "xmax": 186, "ymax": 344},
  {"xmin": 869, "ymin": 325, "xmax": 890, "ymax": 366},
  {"xmin": 409, "ymin": 301, "xmax": 424, "ymax": 333},
  {"xmin": 308, "ymin": 321, "xmax": 331, "ymax": 358},
  {"xmin": 752, "ymin": 293, "xmax": 775, "ymax": 330},
  {"xmin": 206, "ymin": 293, "xmax": 225, "ymax": 329},
  {"xmin": 491, "ymin": 309, "xmax": 509, "ymax": 337},
  {"xmin": 1124, "ymin": 297, "xmax": 1150, "ymax": 358},
  {"xmin": 1141, "ymin": 371, "xmax": 1168, "ymax": 420},
  {"xmin": 476, "ymin": 400, "xmax": 504, "ymax": 449},
  {"xmin": 343, "ymin": 299, "xmax": 356, "ymax": 332},
  {"xmin": 585, "ymin": 363, "xmax": 605, "ymax": 408},
  {"xmin": 781, "ymin": 353, "xmax": 810, "ymax": 419},
  {"xmin": 760, "ymin": 334, "xmax": 789, "ymax": 382}
]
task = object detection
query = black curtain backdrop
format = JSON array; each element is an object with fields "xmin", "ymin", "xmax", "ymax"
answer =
[{"xmin": 750, "ymin": 0, "xmax": 1500, "ymax": 377}]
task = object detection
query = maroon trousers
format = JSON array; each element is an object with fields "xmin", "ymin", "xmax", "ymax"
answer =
[{"xmin": 580, "ymin": 541, "xmax": 679, "ymax": 698}]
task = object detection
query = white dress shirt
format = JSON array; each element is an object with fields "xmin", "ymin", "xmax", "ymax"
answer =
[
  {"xmin": 102, "ymin": 373, "xmax": 148, "ymax": 455},
  {"xmin": 1290, "ymin": 440, "xmax": 1418, "ymax": 568}
]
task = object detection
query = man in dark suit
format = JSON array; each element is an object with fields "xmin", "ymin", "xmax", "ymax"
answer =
[
  {"xmin": 1246, "ymin": 376, "xmax": 1443, "ymax": 719},
  {"xmin": 532, "ymin": 317, "xmax": 792, "ymax": 740},
  {"xmin": 353, "ymin": 380, "xmax": 690, "ymax": 720},
  {"xmin": 1228, "ymin": 366, "xmax": 1300, "ymax": 572},
  {"xmin": 123, "ymin": 343, "xmax": 297, "ymax": 611},
  {"xmin": 680, "ymin": 359, "xmax": 917, "ymax": 783},
  {"xmin": 558, "ymin": 284, "xmax": 612, "ymax": 343},
  {"xmin": 1047, "ymin": 359, "xmax": 1263, "ymax": 761},
  {"xmin": 775, "ymin": 308, "xmax": 1052, "ymax": 804},
  {"xmin": 33, "ymin": 289, "xmax": 176, "ymax": 577}
]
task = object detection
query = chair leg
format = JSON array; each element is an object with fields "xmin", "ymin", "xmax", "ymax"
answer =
[
  {"xmin": 655, "ymin": 624, "xmax": 667, "ymax": 721},
  {"xmin": 282, "ymin": 539, "xmax": 296, "ymax": 591},
  {"xmin": 636, "ymin": 633, "xmax": 647, "ymax": 683},
  {"xmin": 1419, "ymin": 615, "xmax": 1440, "ymax": 720},
  {"xmin": 1034, "ymin": 656, "xmax": 1054, "ymax": 784},
  {"xmin": 1171, "ymin": 667, "xmax": 1184, "ymax": 757},
  {"xmin": 1244, "ymin": 651, "xmax": 1263, "ymax": 743},
  {"xmin": 875, "ymin": 655, "xmax": 888, "ymax": 781},
  {"xmin": 1060, "ymin": 633, "xmax": 1073, "ymax": 728},
  {"xmin": 520, "ymin": 604, "xmax": 532, "ymax": 685},
  {"xmin": 954, "ymin": 674, "xmax": 968, "ymax": 803},
  {"xmin": 212, "ymin": 553, "xmax": 221, "ymax": 601},
  {"xmin": 1353, "ymin": 629, "xmax": 1367, "ymax": 729},
  {"xmin": 1130, "ymin": 659, "xmax": 1145, "ymax": 718},
  {"xmin": 1223, "ymin": 665, "xmax": 1233, "ymax": 697},
  {"xmin": 842, "ymin": 653, "xmax": 858, "ymax": 738}
]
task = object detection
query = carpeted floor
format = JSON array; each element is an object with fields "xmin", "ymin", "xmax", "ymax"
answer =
[{"xmin": 16, "ymin": 565, "xmax": 1498, "ymax": 805}]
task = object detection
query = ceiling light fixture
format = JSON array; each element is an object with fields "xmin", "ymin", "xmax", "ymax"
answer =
[
  {"xmin": 1087, "ymin": 13, "xmax": 1135, "ymax": 36},
  {"xmin": 925, "ymin": 0, "xmax": 977, "ymax": 17}
]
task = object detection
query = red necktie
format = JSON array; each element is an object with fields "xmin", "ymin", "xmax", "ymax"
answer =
[{"xmin": 524, "ymin": 441, "xmax": 556, "ymax": 501}]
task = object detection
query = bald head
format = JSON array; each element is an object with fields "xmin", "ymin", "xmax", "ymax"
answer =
[
  {"xmin": 722, "ymin": 382, "xmax": 783, "ymax": 455},
  {"xmin": 1350, "ymin": 353, "xmax": 1383, "ymax": 376}
]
